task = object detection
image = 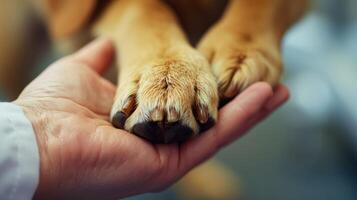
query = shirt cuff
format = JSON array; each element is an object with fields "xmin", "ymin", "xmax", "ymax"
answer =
[{"xmin": 0, "ymin": 102, "xmax": 40, "ymax": 200}]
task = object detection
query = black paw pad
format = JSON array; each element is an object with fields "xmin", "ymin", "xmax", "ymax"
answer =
[
  {"xmin": 199, "ymin": 117, "xmax": 215, "ymax": 133},
  {"xmin": 219, "ymin": 98, "xmax": 233, "ymax": 108},
  {"xmin": 112, "ymin": 111, "xmax": 127, "ymax": 129},
  {"xmin": 132, "ymin": 121, "xmax": 193, "ymax": 144}
]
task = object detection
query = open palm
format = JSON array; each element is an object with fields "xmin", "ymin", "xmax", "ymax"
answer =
[{"xmin": 15, "ymin": 39, "xmax": 289, "ymax": 200}]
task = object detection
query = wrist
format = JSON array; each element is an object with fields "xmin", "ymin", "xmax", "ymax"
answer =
[{"xmin": 13, "ymin": 100, "xmax": 58, "ymax": 199}]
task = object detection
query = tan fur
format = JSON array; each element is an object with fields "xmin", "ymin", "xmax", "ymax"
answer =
[
  {"xmin": 91, "ymin": 1, "xmax": 307, "ymax": 199},
  {"xmin": 93, "ymin": 0, "xmax": 218, "ymax": 135},
  {"xmin": 90, "ymin": 0, "xmax": 307, "ymax": 132},
  {"xmin": 198, "ymin": 0, "xmax": 307, "ymax": 98},
  {"xmin": 26, "ymin": 0, "xmax": 307, "ymax": 121},
  {"xmin": 1, "ymin": 0, "xmax": 307, "ymax": 199}
]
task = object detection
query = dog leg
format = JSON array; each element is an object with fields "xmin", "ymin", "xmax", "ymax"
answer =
[
  {"xmin": 93, "ymin": 0, "xmax": 218, "ymax": 143},
  {"xmin": 198, "ymin": 0, "xmax": 307, "ymax": 103}
]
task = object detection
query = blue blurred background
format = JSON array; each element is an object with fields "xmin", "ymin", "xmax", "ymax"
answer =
[{"xmin": 1, "ymin": 0, "xmax": 356, "ymax": 199}]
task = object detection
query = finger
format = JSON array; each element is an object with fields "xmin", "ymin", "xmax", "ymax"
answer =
[
  {"xmin": 265, "ymin": 84, "xmax": 290, "ymax": 111},
  {"xmin": 178, "ymin": 82, "xmax": 273, "ymax": 173},
  {"xmin": 239, "ymin": 84, "xmax": 290, "ymax": 133},
  {"xmin": 70, "ymin": 38, "xmax": 115, "ymax": 74},
  {"xmin": 214, "ymin": 82, "xmax": 273, "ymax": 143}
]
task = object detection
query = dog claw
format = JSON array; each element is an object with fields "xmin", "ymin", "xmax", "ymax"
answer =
[
  {"xmin": 224, "ymin": 83, "xmax": 239, "ymax": 98},
  {"xmin": 151, "ymin": 108, "xmax": 164, "ymax": 122},
  {"xmin": 195, "ymin": 104, "xmax": 209, "ymax": 124},
  {"xmin": 122, "ymin": 95, "xmax": 136, "ymax": 116},
  {"xmin": 112, "ymin": 95, "xmax": 136, "ymax": 129},
  {"xmin": 167, "ymin": 107, "xmax": 179, "ymax": 123}
]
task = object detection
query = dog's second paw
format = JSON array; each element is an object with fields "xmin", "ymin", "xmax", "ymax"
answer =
[
  {"xmin": 111, "ymin": 48, "xmax": 218, "ymax": 144},
  {"xmin": 198, "ymin": 28, "xmax": 282, "ymax": 106},
  {"xmin": 214, "ymin": 49, "xmax": 281, "ymax": 99}
]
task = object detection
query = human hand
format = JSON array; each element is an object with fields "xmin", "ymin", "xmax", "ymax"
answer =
[{"xmin": 14, "ymin": 39, "xmax": 289, "ymax": 200}]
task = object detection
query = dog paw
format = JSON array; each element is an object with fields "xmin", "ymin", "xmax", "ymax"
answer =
[
  {"xmin": 111, "ymin": 48, "xmax": 218, "ymax": 143},
  {"xmin": 198, "ymin": 28, "xmax": 282, "ymax": 105}
]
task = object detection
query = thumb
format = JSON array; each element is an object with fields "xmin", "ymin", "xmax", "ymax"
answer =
[{"xmin": 70, "ymin": 38, "xmax": 115, "ymax": 74}]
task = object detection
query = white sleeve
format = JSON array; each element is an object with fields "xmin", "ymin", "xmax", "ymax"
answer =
[{"xmin": 0, "ymin": 103, "xmax": 40, "ymax": 200}]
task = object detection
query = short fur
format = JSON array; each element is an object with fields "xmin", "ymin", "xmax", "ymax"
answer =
[
  {"xmin": 4, "ymin": 0, "xmax": 308, "ymax": 199},
  {"xmin": 32, "ymin": 0, "xmax": 307, "ymax": 139}
]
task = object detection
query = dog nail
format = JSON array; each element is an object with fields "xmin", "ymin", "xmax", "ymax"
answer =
[
  {"xmin": 122, "ymin": 95, "xmax": 136, "ymax": 116},
  {"xmin": 151, "ymin": 108, "xmax": 164, "ymax": 121},
  {"xmin": 224, "ymin": 84, "xmax": 238, "ymax": 98},
  {"xmin": 167, "ymin": 107, "xmax": 179, "ymax": 123},
  {"xmin": 196, "ymin": 104, "xmax": 209, "ymax": 124}
]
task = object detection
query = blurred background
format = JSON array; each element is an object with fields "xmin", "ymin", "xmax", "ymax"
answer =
[{"xmin": 1, "ymin": 0, "xmax": 357, "ymax": 199}]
